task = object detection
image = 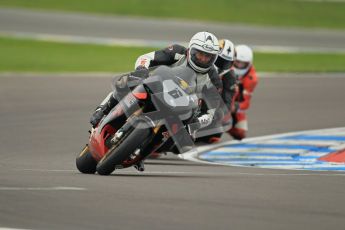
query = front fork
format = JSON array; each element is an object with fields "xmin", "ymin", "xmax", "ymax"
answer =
[{"xmin": 110, "ymin": 113, "xmax": 159, "ymax": 170}]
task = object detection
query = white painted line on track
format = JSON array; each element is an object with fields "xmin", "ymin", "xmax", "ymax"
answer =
[
  {"xmin": 297, "ymin": 0, "xmax": 345, "ymax": 2},
  {"xmin": 0, "ymin": 31, "xmax": 173, "ymax": 48},
  {"xmin": 1, "ymin": 31, "xmax": 345, "ymax": 54},
  {"xmin": 19, "ymin": 169, "xmax": 78, "ymax": 172},
  {"xmin": 0, "ymin": 228, "xmax": 31, "ymax": 230},
  {"xmin": 0, "ymin": 72, "xmax": 115, "ymax": 78},
  {"xmin": 262, "ymin": 138, "xmax": 345, "ymax": 146},
  {"xmin": 0, "ymin": 72, "xmax": 345, "ymax": 79},
  {"xmin": 0, "ymin": 187, "xmax": 86, "ymax": 191},
  {"xmin": 180, "ymin": 127, "xmax": 345, "ymax": 171},
  {"xmin": 1, "ymin": 72, "xmax": 344, "ymax": 79},
  {"xmin": 114, "ymin": 171, "xmax": 345, "ymax": 177},
  {"xmin": 258, "ymin": 72, "xmax": 345, "ymax": 78},
  {"xmin": 191, "ymin": 127, "xmax": 345, "ymax": 153}
]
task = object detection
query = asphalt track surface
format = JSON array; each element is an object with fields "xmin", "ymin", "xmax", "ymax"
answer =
[
  {"xmin": 1, "ymin": 8, "xmax": 345, "ymax": 51},
  {"xmin": 1, "ymin": 73, "xmax": 345, "ymax": 230}
]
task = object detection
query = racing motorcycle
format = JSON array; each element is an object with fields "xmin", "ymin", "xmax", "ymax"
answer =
[{"xmin": 76, "ymin": 66, "xmax": 206, "ymax": 175}]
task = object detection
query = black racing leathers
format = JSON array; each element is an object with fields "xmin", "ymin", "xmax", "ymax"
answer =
[
  {"xmin": 137, "ymin": 44, "xmax": 236, "ymax": 112},
  {"xmin": 219, "ymin": 69, "xmax": 237, "ymax": 111},
  {"xmin": 135, "ymin": 44, "xmax": 222, "ymax": 92}
]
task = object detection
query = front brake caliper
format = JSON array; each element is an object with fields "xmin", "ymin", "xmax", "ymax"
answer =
[{"xmin": 111, "ymin": 129, "xmax": 124, "ymax": 143}]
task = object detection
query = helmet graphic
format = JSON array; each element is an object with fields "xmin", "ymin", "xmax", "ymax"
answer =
[
  {"xmin": 187, "ymin": 32, "xmax": 219, "ymax": 73},
  {"xmin": 219, "ymin": 39, "xmax": 235, "ymax": 61},
  {"xmin": 215, "ymin": 39, "xmax": 235, "ymax": 70}
]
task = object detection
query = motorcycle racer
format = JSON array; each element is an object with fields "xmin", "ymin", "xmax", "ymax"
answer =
[
  {"xmin": 228, "ymin": 44, "xmax": 258, "ymax": 140},
  {"xmin": 90, "ymin": 32, "xmax": 227, "ymax": 138},
  {"xmin": 197, "ymin": 39, "xmax": 238, "ymax": 143},
  {"xmin": 215, "ymin": 39, "xmax": 237, "ymax": 111}
]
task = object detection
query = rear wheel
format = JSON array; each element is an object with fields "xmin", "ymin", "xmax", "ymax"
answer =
[
  {"xmin": 96, "ymin": 123, "xmax": 151, "ymax": 175},
  {"xmin": 76, "ymin": 145, "xmax": 97, "ymax": 174}
]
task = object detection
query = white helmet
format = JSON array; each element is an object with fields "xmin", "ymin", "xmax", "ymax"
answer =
[
  {"xmin": 234, "ymin": 44, "xmax": 253, "ymax": 77},
  {"xmin": 219, "ymin": 39, "xmax": 235, "ymax": 61},
  {"xmin": 188, "ymin": 32, "xmax": 219, "ymax": 73},
  {"xmin": 215, "ymin": 39, "xmax": 235, "ymax": 70}
]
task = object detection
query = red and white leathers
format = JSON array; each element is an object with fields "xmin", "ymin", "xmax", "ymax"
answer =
[{"xmin": 228, "ymin": 65, "xmax": 258, "ymax": 140}]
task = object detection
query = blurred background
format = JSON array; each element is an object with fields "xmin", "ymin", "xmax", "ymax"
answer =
[{"xmin": 0, "ymin": 0, "xmax": 345, "ymax": 73}]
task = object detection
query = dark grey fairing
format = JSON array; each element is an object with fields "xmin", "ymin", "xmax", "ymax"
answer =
[
  {"xmin": 142, "ymin": 66, "xmax": 199, "ymax": 121},
  {"xmin": 144, "ymin": 66, "xmax": 198, "ymax": 153},
  {"xmin": 98, "ymin": 66, "xmax": 199, "ymax": 132},
  {"xmin": 221, "ymin": 69, "xmax": 237, "ymax": 110},
  {"xmin": 149, "ymin": 65, "xmax": 197, "ymax": 88},
  {"xmin": 98, "ymin": 65, "xmax": 230, "ymax": 152},
  {"xmin": 145, "ymin": 65, "xmax": 196, "ymax": 93}
]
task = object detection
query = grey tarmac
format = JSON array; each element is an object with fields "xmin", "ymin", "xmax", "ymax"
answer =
[
  {"xmin": 1, "ymin": 8, "xmax": 345, "ymax": 52},
  {"xmin": 1, "ymin": 73, "xmax": 345, "ymax": 230}
]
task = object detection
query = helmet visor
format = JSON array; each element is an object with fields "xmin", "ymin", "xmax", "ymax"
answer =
[
  {"xmin": 190, "ymin": 48, "xmax": 217, "ymax": 69},
  {"xmin": 234, "ymin": 60, "xmax": 250, "ymax": 70},
  {"xmin": 215, "ymin": 56, "xmax": 232, "ymax": 70}
]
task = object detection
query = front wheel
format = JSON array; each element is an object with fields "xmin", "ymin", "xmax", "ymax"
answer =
[
  {"xmin": 76, "ymin": 145, "xmax": 97, "ymax": 174},
  {"xmin": 96, "ymin": 122, "xmax": 151, "ymax": 175}
]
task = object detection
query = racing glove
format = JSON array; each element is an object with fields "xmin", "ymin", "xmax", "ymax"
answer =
[
  {"xmin": 197, "ymin": 113, "xmax": 213, "ymax": 129},
  {"xmin": 135, "ymin": 65, "xmax": 148, "ymax": 71},
  {"xmin": 187, "ymin": 109, "xmax": 215, "ymax": 138},
  {"xmin": 131, "ymin": 67, "xmax": 149, "ymax": 79}
]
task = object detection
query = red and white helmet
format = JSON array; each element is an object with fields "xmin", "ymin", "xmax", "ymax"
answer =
[
  {"xmin": 234, "ymin": 45, "xmax": 253, "ymax": 77},
  {"xmin": 187, "ymin": 32, "xmax": 219, "ymax": 73}
]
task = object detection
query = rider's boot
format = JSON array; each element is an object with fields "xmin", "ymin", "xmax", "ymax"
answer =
[
  {"xmin": 228, "ymin": 127, "xmax": 246, "ymax": 140},
  {"xmin": 134, "ymin": 160, "xmax": 145, "ymax": 172},
  {"xmin": 90, "ymin": 92, "xmax": 118, "ymax": 128}
]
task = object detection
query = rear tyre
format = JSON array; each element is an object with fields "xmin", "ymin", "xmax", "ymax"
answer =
[
  {"xmin": 76, "ymin": 145, "xmax": 97, "ymax": 174},
  {"xmin": 96, "ymin": 123, "xmax": 151, "ymax": 175}
]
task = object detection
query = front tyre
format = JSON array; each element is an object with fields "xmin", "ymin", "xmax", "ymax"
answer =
[
  {"xmin": 96, "ymin": 123, "xmax": 151, "ymax": 175},
  {"xmin": 76, "ymin": 145, "xmax": 97, "ymax": 174}
]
